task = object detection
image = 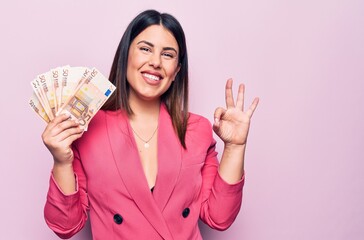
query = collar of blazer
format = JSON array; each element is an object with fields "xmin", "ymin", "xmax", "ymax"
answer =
[{"xmin": 106, "ymin": 103, "xmax": 182, "ymax": 239}]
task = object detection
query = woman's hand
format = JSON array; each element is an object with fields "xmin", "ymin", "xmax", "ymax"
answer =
[
  {"xmin": 42, "ymin": 113, "xmax": 84, "ymax": 166},
  {"xmin": 213, "ymin": 79, "xmax": 259, "ymax": 147}
]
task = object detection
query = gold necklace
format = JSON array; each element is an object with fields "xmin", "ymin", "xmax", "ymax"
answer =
[{"xmin": 130, "ymin": 124, "xmax": 158, "ymax": 148}]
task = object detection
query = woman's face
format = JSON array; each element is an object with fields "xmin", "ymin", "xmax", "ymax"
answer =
[{"xmin": 126, "ymin": 24, "xmax": 180, "ymax": 103}]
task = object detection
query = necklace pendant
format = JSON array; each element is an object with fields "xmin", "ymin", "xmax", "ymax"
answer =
[{"xmin": 144, "ymin": 142, "xmax": 150, "ymax": 148}]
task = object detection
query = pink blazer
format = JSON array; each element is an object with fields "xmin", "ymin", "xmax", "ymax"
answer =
[{"xmin": 44, "ymin": 104, "xmax": 244, "ymax": 240}]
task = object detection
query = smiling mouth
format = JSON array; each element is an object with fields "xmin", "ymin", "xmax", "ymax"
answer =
[{"xmin": 142, "ymin": 73, "xmax": 162, "ymax": 81}]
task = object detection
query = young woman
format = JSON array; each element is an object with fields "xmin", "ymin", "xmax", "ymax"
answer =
[{"xmin": 43, "ymin": 9, "xmax": 259, "ymax": 240}]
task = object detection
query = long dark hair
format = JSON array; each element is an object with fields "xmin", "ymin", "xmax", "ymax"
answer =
[{"xmin": 102, "ymin": 9, "xmax": 189, "ymax": 148}]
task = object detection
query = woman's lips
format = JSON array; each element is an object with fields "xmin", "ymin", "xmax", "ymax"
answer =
[{"xmin": 142, "ymin": 72, "xmax": 162, "ymax": 81}]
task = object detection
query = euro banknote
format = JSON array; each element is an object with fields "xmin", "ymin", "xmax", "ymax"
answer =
[{"xmin": 29, "ymin": 66, "xmax": 116, "ymax": 129}]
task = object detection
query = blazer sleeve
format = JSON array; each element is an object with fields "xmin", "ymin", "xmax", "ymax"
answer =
[
  {"xmin": 199, "ymin": 119, "xmax": 245, "ymax": 231},
  {"xmin": 44, "ymin": 144, "xmax": 89, "ymax": 239}
]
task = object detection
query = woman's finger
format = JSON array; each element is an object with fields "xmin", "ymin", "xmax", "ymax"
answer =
[
  {"xmin": 213, "ymin": 107, "xmax": 226, "ymax": 127},
  {"xmin": 61, "ymin": 130, "xmax": 84, "ymax": 147},
  {"xmin": 246, "ymin": 97, "xmax": 260, "ymax": 118},
  {"xmin": 48, "ymin": 118, "xmax": 80, "ymax": 137},
  {"xmin": 55, "ymin": 125, "xmax": 84, "ymax": 142},
  {"xmin": 44, "ymin": 113, "xmax": 71, "ymax": 132},
  {"xmin": 235, "ymin": 83, "xmax": 245, "ymax": 111},
  {"xmin": 225, "ymin": 79, "xmax": 235, "ymax": 109}
]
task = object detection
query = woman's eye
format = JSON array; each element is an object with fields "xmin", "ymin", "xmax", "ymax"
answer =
[
  {"xmin": 140, "ymin": 47, "xmax": 151, "ymax": 52},
  {"xmin": 162, "ymin": 52, "xmax": 175, "ymax": 59}
]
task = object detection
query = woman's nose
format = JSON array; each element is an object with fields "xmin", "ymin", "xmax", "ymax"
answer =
[{"xmin": 148, "ymin": 53, "xmax": 161, "ymax": 68}]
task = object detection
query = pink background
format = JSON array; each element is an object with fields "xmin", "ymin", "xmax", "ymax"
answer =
[{"xmin": 1, "ymin": 0, "xmax": 363, "ymax": 239}]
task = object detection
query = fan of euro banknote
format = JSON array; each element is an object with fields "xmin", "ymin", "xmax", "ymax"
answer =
[{"xmin": 29, "ymin": 66, "xmax": 116, "ymax": 129}]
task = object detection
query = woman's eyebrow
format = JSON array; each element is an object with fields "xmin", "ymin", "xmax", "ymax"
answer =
[
  {"xmin": 137, "ymin": 40, "xmax": 154, "ymax": 47},
  {"xmin": 137, "ymin": 40, "xmax": 178, "ymax": 54}
]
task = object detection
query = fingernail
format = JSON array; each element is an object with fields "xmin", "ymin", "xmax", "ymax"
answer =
[{"xmin": 214, "ymin": 118, "xmax": 219, "ymax": 124}]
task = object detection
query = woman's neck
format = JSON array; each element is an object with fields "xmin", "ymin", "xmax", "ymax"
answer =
[{"xmin": 128, "ymin": 96, "xmax": 161, "ymax": 122}]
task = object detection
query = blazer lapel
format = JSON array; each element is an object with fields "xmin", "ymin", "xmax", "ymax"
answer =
[
  {"xmin": 106, "ymin": 109, "xmax": 174, "ymax": 240},
  {"xmin": 153, "ymin": 104, "xmax": 182, "ymax": 212}
]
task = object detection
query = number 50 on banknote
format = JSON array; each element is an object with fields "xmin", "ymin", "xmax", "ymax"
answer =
[{"xmin": 29, "ymin": 66, "xmax": 116, "ymax": 129}]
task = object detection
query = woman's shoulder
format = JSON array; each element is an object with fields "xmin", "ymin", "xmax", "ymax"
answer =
[
  {"xmin": 184, "ymin": 112, "xmax": 215, "ymax": 149},
  {"xmin": 75, "ymin": 110, "xmax": 127, "ymax": 146},
  {"xmin": 188, "ymin": 112, "xmax": 212, "ymax": 128},
  {"xmin": 88, "ymin": 109, "xmax": 125, "ymax": 126},
  {"xmin": 86, "ymin": 110, "xmax": 107, "ymax": 129},
  {"xmin": 81, "ymin": 110, "xmax": 125, "ymax": 136},
  {"xmin": 187, "ymin": 112, "xmax": 213, "ymax": 138}
]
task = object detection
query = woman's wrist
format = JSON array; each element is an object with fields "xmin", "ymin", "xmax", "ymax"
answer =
[
  {"xmin": 219, "ymin": 144, "xmax": 246, "ymax": 184},
  {"xmin": 223, "ymin": 143, "xmax": 246, "ymax": 154},
  {"xmin": 52, "ymin": 161, "xmax": 76, "ymax": 194},
  {"xmin": 53, "ymin": 162, "xmax": 74, "ymax": 173}
]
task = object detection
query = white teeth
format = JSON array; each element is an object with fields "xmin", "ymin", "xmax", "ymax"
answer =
[{"xmin": 143, "ymin": 73, "xmax": 161, "ymax": 81}]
